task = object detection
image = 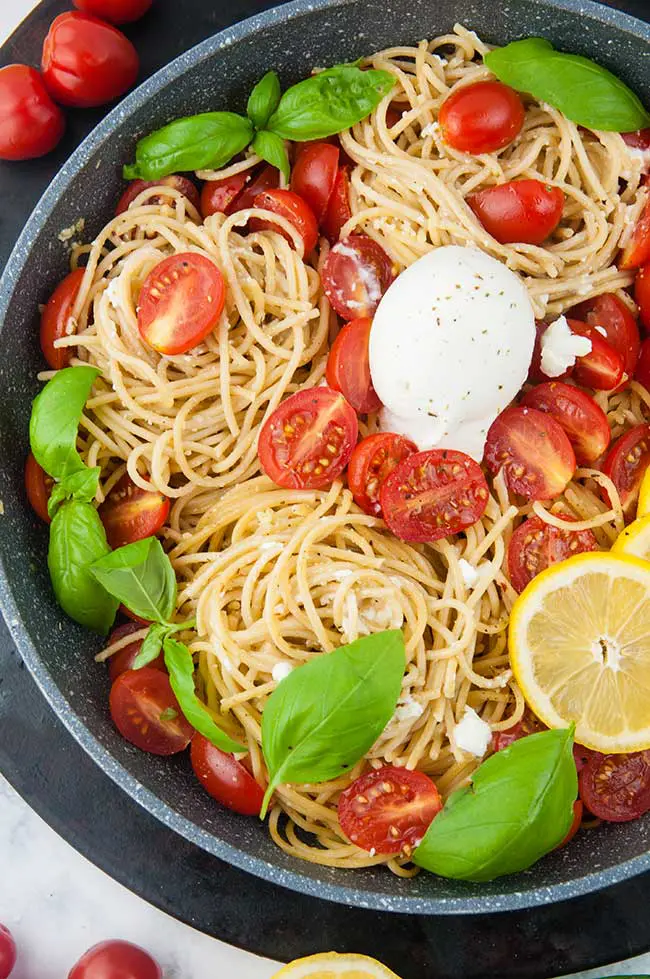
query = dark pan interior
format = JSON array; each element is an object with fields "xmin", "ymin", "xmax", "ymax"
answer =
[{"xmin": 1, "ymin": 0, "xmax": 650, "ymax": 914}]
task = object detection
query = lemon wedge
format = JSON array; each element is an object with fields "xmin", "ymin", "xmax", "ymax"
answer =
[
  {"xmin": 613, "ymin": 514, "xmax": 650, "ymax": 561},
  {"xmin": 508, "ymin": 552, "xmax": 650, "ymax": 752},
  {"xmin": 638, "ymin": 465, "xmax": 650, "ymax": 517},
  {"xmin": 271, "ymin": 953, "xmax": 403, "ymax": 979}
]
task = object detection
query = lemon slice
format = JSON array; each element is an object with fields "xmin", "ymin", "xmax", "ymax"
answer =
[
  {"xmin": 638, "ymin": 464, "xmax": 650, "ymax": 517},
  {"xmin": 509, "ymin": 552, "xmax": 650, "ymax": 752},
  {"xmin": 613, "ymin": 514, "xmax": 650, "ymax": 561},
  {"xmin": 271, "ymin": 953, "xmax": 403, "ymax": 979}
]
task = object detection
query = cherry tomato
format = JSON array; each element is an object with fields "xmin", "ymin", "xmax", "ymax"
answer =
[
  {"xmin": 0, "ymin": 64, "xmax": 65, "ymax": 161},
  {"xmin": 338, "ymin": 765, "xmax": 442, "ymax": 856},
  {"xmin": 72, "ymin": 0, "xmax": 153, "ymax": 24},
  {"xmin": 491, "ymin": 710, "xmax": 545, "ymax": 751},
  {"xmin": 507, "ymin": 514, "xmax": 598, "ymax": 593},
  {"xmin": 322, "ymin": 235, "xmax": 394, "ymax": 321},
  {"xmin": 622, "ymin": 129, "xmax": 650, "ymax": 151},
  {"xmin": 233, "ymin": 164, "xmax": 279, "ymax": 211},
  {"xmin": 635, "ymin": 264, "xmax": 650, "ymax": 332},
  {"xmin": 555, "ymin": 799, "xmax": 583, "ymax": 849},
  {"xmin": 120, "ymin": 605, "xmax": 151, "ymax": 626},
  {"xmin": 40, "ymin": 267, "xmax": 85, "ymax": 370},
  {"xmin": 579, "ymin": 750, "xmax": 650, "ymax": 822},
  {"xmin": 468, "ymin": 179, "xmax": 563, "ymax": 245},
  {"xmin": 439, "ymin": 81, "xmax": 524, "ymax": 154},
  {"xmin": 200, "ymin": 173, "xmax": 247, "ymax": 217},
  {"xmin": 322, "ymin": 165, "xmax": 352, "ymax": 243},
  {"xmin": 602, "ymin": 423, "xmax": 650, "ymax": 516},
  {"xmin": 620, "ymin": 197, "xmax": 650, "ymax": 270},
  {"xmin": 258, "ymin": 387, "xmax": 358, "ymax": 490},
  {"xmin": 25, "ymin": 452, "xmax": 54, "ymax": 523},
  {"xmin": 520, "ymin": 381, "xmax": 611, "ymax": 465},
  {"xmin": 528, "ymin": 320, "xmax": 560, "ymax": 383},
  {"xmin": 636, "ymin": 337, "xmax": 650, "ymax": 390},
  {"xmin": 570, "ymin": 293, "xmax": 640, "ymax": 382},
  {"xmin": 106, "ymin": 622, "xmax": 165, "ymax": 682},
  {"xmin": 116, "ymin": 176, "xmax": 199, "ymax": 216},
  {"xmin": 41, "ymin": 12, "xmax": 139, "ymax": 109},
  {"xmin": 68, "ymin": 940, "xmax": 161, "ymax": 979},
  {"xmin": 291, "ymin": 142, "xmax": 339, "ymax": 222},
  {"xmin": 109, "ymin": 667, "xmax": 193, "ymax": 755},
  {"xmin": 0, "ymin": 924, "xmax": 16, "ymax": 979},
  {"xmin": 569, "ymin": 321, "xmax": 626, "ymax": 391},
  {"xmin": 250, "ymin": 189, "xmax": 319, "ymax": 254},
  {"xmin": 573, "ymin": 743, "xmax": 596, "ymax": 774},
  {"xmin": 137, "ymin": 253, "xmax": 225, "ymax": 355},
  {"xmin": 347, "ymin": 433, "xmax": 417, "ymax": 516},
  {"xmin": 484, "ymin": 406, "xmax": 576, "ymax": 500},
  {"xmin": 99, "ymin": 473, "xmax": 169, "ymax": 549},
  {"xmin": 190, "ymin": 735, "xmax": 264, "ymax": 816},
  {"xmin": 325, "ymin": 317, "xmax": 381, "ymax": 413},
  {"xmin": 380, "ymin": 448, "xmax": 490, "ymax": 543}
]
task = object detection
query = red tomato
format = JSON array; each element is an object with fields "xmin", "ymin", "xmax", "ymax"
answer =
[
  {"xmin": 291, "ymin": 142, "xmax": 339, "ymax": 222},
  {"xmin": 570, "ymin": 293, "xmax": 640, "ymax": 382},
  {"xmin": 200, "ymin": 173, "xmax": 247, "ymax": 217},
  {"xmin": 520, "ymin": 381, "xmax": 610, "ymax": 465},
  {"xmin": 322, "ymin": 165, "xmax": 352, "ymax": 243},
  {"xmin": 120, "ymin": 605, "xmax": 151, "ymax": 625},
  {"xmin": 636, "ymin": 337, "xmax": 650, "ymax": 390},
  {"xmin": 620, "ymin": 197, "xmax": 650, "ymax": 270},
  {"xmin": 40, "ymin": 267, "xmax": 85, "ymax": 370},
  {"xmin": 41, "ymin": 12, "xmax": 139, "ymax": 109},
  {"xmin": 322, "ymin": 235, "xmax": 394, "ymax": 321},
  {"xmin": 116, "ymin": 176, "xmax": 199, "ymax": 216},
  {"xmin": 380, "ymin": 449, "xmax": 490, "ymax": 543},
  {"xmin": 439, "ymin": 81, "xmax": 524, "ymax": 154},
  {"xmin": 250, "ymin": 189, "xmax": 319, "ymax": 254},
  {"xmin": 579, "ymin": 750, "xmax": 650, "ymax": 822},
  {"xmin": 569, "ymin": 321, "xmax": 626, "ymax": 391},
  {"xmin": 338, "ymin": 765, "xmax": 442, "ymax": 856},
  {"xmin": 137, "ymin": 253, "xmax": 225, "ymax": 355},
  {"xmin": 491, "ymin": 710, "xmax": 545, "ymax": 751},
  {"xmin": 258, "ymin": 387, "xmax": 358, "ymax": 490},
  {"xmin": 72, "ymin": 0, "xmax": 153, "ymax": 24},
  {"xmin": 468, "ymin": 179, "xmax": 564, "ymax": 245},
  {"xmin": 325, "ymin": 317, "xmax": 381, "ymax": 413},
  {"xmin": 190, "ymin": 735, "xmax": 264, "ymax": 816},
  {"xmin": 528, "ymin": 320, "xmax": 563, "ymax": 383},
  {"xmin": 602, "ymin": 423, "xmax": 650, "ymax": 516},
  {"xmin": 555, "ymin": 799, "xmax": 583, "ymax": 850},
  {"xmin": 622, "ymin": 129, "xmax": 650, "ymax": 150},
  {"xmin": 109, "ymin": 667, "xmax": 193, "ymax": 755},
  {"xmin": 233, "ymin": 164, "xmax": 279, "ymax": 211},
  {"xmin": 0, "ymin": 924, "xmax": 16, "ymax": 979},
  {"xmin": 25, "ymin": 452, "xmax": 54, "ymax": 523},
  {"xmin": 507, "ymin": 514, "xmax": 598, "ymax": 593},
  {"xmin": 99, "ymin": 473, "xmax": 169, "ymax": 549},
  {"xmin": 106, "ymin": 622, "xmax": 165, "ymax": 682},
  {"xmin": 484, "ymin": 406, "xmax": 576, "ymax": 500},
  {"xmin": 347, "ymin": 433, "xmax": 418, "ymax": 516},
  {"xmin": 0, "ymin": 64, "xmax": 65, "ymax": 161},
  {"xmin": 68, "ymin": 940, "xmax": 161, "ymax": 979},
  {"xmin": 573, "ymin": 743, "xmax": 596, "ymax": 774},
  {"xmin": 635, "ymin": 265, "xmax": 650, "ymax": 332}
]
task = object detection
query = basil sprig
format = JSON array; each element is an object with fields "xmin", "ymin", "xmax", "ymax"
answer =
[
  {"xmin": 252, "ymin": 131, "xmax": 290, "ymax": 182},
  {"xmin": 247, "ymin": 70, "xmax": 282, "ymax": 130},
  {"xmin": 260, "ymin": 630, "xmax": 405, "ymax": 818},
  {"xmin": 90, "ymin": 537, "xmax": 177, "ymax": 622},
  {"xmin": 47, "ymin": 468, "xmax": 100, "ymax": 520},
  {"xmin": 485, "ymin": 38, "xmax": 650, "ymax": 132},
  {"xmin": 414, "ymin": 727, "xmax": 577, "ymax": 881},
  {"xmin": 30, "ymin": 366, "xmax": 99, "ymax": 483}
]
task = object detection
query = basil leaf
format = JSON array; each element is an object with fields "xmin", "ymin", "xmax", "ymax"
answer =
[
  {"xmin": 123, "ymin": 112, "xmax": 254, "ymax": 181},
  {"xmin": 485, "ymin": 39, "xmax": 650, "ymax": 132},
  {"xmin": 163, "ymin": 638, "xmax": 245, "ymax": 753},
  {"xmin": 251, "ymin": 131, "xmax": 290, "ymax": 182},
  {"xmin": 48, "ymin": 501, "xmax": 119, "ymax": 634},
  {"xmin": 413, "ymin": 728, "xmax": 577, "ymax": 881},
  {"xmin": 47, "ymin": 467, "xmax": 100, "ymax": 520},
  {"xmin": 30, "ymin": 366, "xmax": 99, "ymax": 481},
  {"xmin": 260, "ymin": 630, "xmax": 404, "ymax": 818},
  {"xmin": 90, "ymin": 537, "xmax": 176, "ymax": 623},
  {"xmin": 267, "ymin": 64, "xmax": 395, "ymax": 141},
  {"xmin": 247, "ymin": 70, "xmax": 282, "ymax": 130},
  {"xmin": 132, "ymin": 622, "xmax": 169, "ymax": 669}
]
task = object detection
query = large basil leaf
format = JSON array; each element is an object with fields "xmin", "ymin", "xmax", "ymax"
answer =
[
  {"xmin": 247, "ymin": 70, "xmax": 282, "ymax": 130},
  {"xmin": 413, "ymin": 728, "xmax": 577, "ymax": 881},
  {"xmin": 89, "ymin": 537, "xmax": 176, "ymax": 623},
  {"xmin": 251, "ymin": 131, "xmax": 290, "ymax": 182},
  {"xmin": 260, "ymin": 630, "xmax": 404, "ymax": 817},
  {"xmin": 47, "ymin": 467, "xmax": 100, "ymax": 520},
  {"xmin": 30, "ymin": 366, "xmax": 99, "ymax": 481},
  {"xmin": 48, "ymin": 501, "xmax": 119, "ymax": 634}
]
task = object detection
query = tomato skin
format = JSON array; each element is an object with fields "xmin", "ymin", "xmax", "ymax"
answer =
[
  {"xmin": 25, "ymin": 452, "xmax": 54, "ymax": 523},
  {"xmin": 0, "ymin": 64, "xmax": 65, "ymax": 161},
  {"xmin": 325, "ymin": 317, "xmax": 381, "ymax": 414},
  {"xmin": 573, "ymin": 744, "xmax": 595, "ymax": 774},
  {"xmin": 468, "ymin": 179, "xmax": 564, "ymax": 245},
  {"xmin": 635, "ymin": 337, "xmax": 650, "ymax": 390},
  {"xmin": 555, "ymin": 799, "xmax": 583, "ymax": 850},
  {"xmin": 338, "ymin": 765, "xmax": 442, "ymax": 856},
  {"xmin": 0, "ymin": 924, "xmax": 16, "ymax": 979},
  {"xmin": 190, "ymin": 735, "xmax": 265, "ymax": 816},
  {"xmin": 520, "ymin": 381, "xmax": 610, "ymax": 465},
  {"xmin": 258, "ymin": 387, "xmax": 358, "ymax": 491},
  {"xmin": 109, "ymin": 667, "xmax": 193, "ymax": 755},
  {"xmin": 106, "ymin": 622, "xmax": 165, "ymax": 682},
  {"xmin": 250, "ymin": 189, "xmax": 319, "ymax": 254},
  {"xmin": 41, "ymin": 12, "xmax": 139, "ymax": 109},
  {"xmin": 635, "ymin": 265, "xmax": 650, "ymax": 332},
  {"xmin": 348, "ymin": 433, "xmax": 418, "ymax": 516},
  {"xmin": 439, "ymin": 81, "xmax": 524, "ymax": 154},
  {"xmin": 579, "ymin": 750, "xmax": 650, "ymax": 822},
  {"xmin": 99, "ymin": 473, "xmax": 170, "ymax": 549},
  {"xmin": 602, "ymin": 423, "xmax": 650, "ymax": 516},
  {"xmin": 569, "ymin": 321, "xmax": 626, "ymax": 392},
  {"xmin": 72, "ymin": 0, "xmax": 153, "ymax": 24},
  {"xmin": 620, "ymin": 196, "xmax": 650, "ymax": 270},
  {"xmin": 120, "ymin": 605, "xmax": 151, "ymax": 626},
  {"xmin": 570, "ymin": 293, "xmax": 640, "ymax": 384},
  {"xmin": 68, "ymin": 940, "xmax": 161, "ymax": 979},
  {"xmin": 622, "ymin": 129, "xmax": 650, "ymax": 151},
  {"xmin": 484, "ymin": 406, "xmax": 576, "ymax": 501},
  {"xmin": 116, "ymin": 175, "xmax": 199, "ymax": 216},
  {"xmin": 322, "ymin": 165, "xmax": 352, "ymax": 243},
  {"xmin": 233, "ymin": 164, "xmax": 279, "ymax": 211},
  {"xmin": 491, "ymin": 710, "xmax": 545, "ymax": 751},
  {"xmin": 507, "ymin": 514, "xmax": 598, "ymax": 593},
  {"xmin": 291, "ymin": 142, "xmax": 339, "ymax": 222},
  {"xmin": 322, "ymin": 235, "xmax": 394, "ymax": 321},
  {"xmin": 200, "ymin": 173, "xmax": 247, "ymax": 217},
  {"xmin": 40, "ymin": 267, "xmax": 85, "ymax": 370}
]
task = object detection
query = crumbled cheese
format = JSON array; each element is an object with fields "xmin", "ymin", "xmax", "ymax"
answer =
[
  {"xmin": 420, "ymin": 121, "xmax": 440, "ymax": 138},
  {"xmin": 625, "ymin": 145, "xmax": 650, "ymax": 172},
  {"xmin": 58, "ymin": 217, "xmax": 85, "ymax": 242},
  {"xmin": 272, "ymin": 661, "xmax": 293, "ymax": 683},
  {"xmin": 394, "ymin": 696, "xmax": 425, "ymax": 722},
  {"xmin": 540, "ymin": 315, "xmax": 591, "ymax": 377},
  {"xmin": 458, "ymin": 558, "xmax": 479, "ymax": 588},
  {"xmin": 455, "ymin": 706, "xmax": 492, "ymax": 757}
]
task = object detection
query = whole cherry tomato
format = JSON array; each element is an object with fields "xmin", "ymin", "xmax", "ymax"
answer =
[
  {"xmin": 0, "ymin": 64, "xmax": 65, "ymax": 161},
  {"xmin": 322, "ymin": 165, "xmax": 352, "ymax": 243},
  {"xmin": 68, "ymin": 940, "xmax": 161, "ymax": 979},
  {"xmin": 191, "ymin": 735, "xmax": 265, "ymax": 816},
  {"xmin": 0, "ymin": 924, "xmax": 16, "ymax": 979},
  {"xmin": 25, "ymin": 452, "xmax": 54, "ymax": 523},
  {"xmin": 291, "ymin": 142, "xmax": 339, "ymax": 221},
  {"xmin": 73, "ymin": 0, "xmax": 153, "ymax": 24},
  {"xmin": 468, "ymin": 179, "xmax": 564, "ymax": 245},
  {"xmin": 250, "ymin": 189, "xmax": 319, "ymax": 254},
  {"xmin": 439, "ymin": 81, "xmax": 524, "ymax": 154},
  {"xmin": 40, "ymin": 267, "xmax": 85, "ymax": 369}
]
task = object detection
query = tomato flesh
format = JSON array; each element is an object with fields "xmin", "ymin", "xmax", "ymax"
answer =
[
  {"xmin": 325, "ymin": 317, "xmax": 381, "ymax": 414},
  {"xmin": 602, "ymin": 423, "xmax": 650, "ymax": 517},
  {"xmin": 622, "ymin": 129, "xmax": 650, "ymax": 151},
  {"xmin": 116, "ymin": 175, "xmax": 199, "ymax": 215},
  {"xmin": 72, "ymin": 0, "xmax": 153, "ymax": 24},
  {"xmin": 40, "ymin": 267, "xmax": 85, "ymax": 370},
  {"xmin": 109, "ymin": 667, "xmax": 193, "ymax": 755},
  {"xmin": 491, "ymin": 710, "xmax": 546, "ymax": 751},
  {"xmin": 484, "ymin": 406, "xmax": 576, "ymax": 501},
  {"xmin": 191, "ymin": 734, "xmax": 264, "ymax": 816},
  {"xmin": 579, "ymin": 750, "xmax": 650, "ymax": 822},
  {"xmin": 250, "ymin": 188, "xmax": 319, "ymax": 254},
  {"xmin": 507, "ymin": 514, "xmax": 598, "ymax": 593},
  {"xmin": 439, "ymin": 81, "xmax": 524, "ymax": 154},
  {"xmin": 322, "ymin": 165, "xmax": 352, "ymax": 243},
  {"xmin": 0, "ymin": 64, "xmax": 65, "ymax": 161},
  {"xmin": 569, "ymin": 321, "xmax": 626, "ymax": 392},
  {"xmin": 620, "ymin": 196, "xmax": 650, "ymax": 270},
  {"xmin": 99, "ymin": 473, "xmax": 169, "ymax": 549},
  {"xmin": 68, "ymin": 940, "xmax": 162, "ymax": 979},
  {"xmin": 635, "ymin": 264, "xmax": 650, "ymax": 332},
  {"xmin": 200, "ymin": 173, "xmax": 247, "ymax": 217},
  {"xmin": 348, "ymin": 433, "xmax": 417, "ymax": 516},
  {"xmin": 0, "ymin": 924, "xmax": 16, "ymax": 979},
  {"xmin": 520, "ymin": 381, "xmax": 610, "ymax": 465},
  {"xmin": 291, "ymin": 141, "xmax": 339, "ymax": 222},
  {"xmin": 322, "ymin": 235, "xmax": 394, "ymax": 321},
  {"xmin": 25, "ymin": 452, "xmax": 54, "ymax": 523},
  {"xmin": 570, "ymin": 294, "xmax": 640, "ymax": 384},
  {"xmin": 468, "ymin": 179, "xmax": 564, "ymax": 245},
  {"xmin": 107, "ymin": 622, "xmax": 165, "ymax": 682}
]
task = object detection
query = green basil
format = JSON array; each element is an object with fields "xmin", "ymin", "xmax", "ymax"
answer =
[
  {"xmin": 30, "ymin": 366, "xmax": 99, "ymax": 481},
  {"xmin": 90, "ymin": 537, "xmax": 176, "ymax": 623},
  {"xmin": 251, "ymin": 131, "xmax": 290, "ymax": 182},
  {"xmin": 267, "ymin": 64, "xmax": 394, "ymax": 141},
  {"xmin": 48, "ymin": 501, "xmax": 119, "ymax": 634},
  {"xmin": 47, "ymin": 467, "xmax": 100, "ymax": 520},
  {"xmin": 260, "ymin": 630, "xmax": 404, "ymax": 818},
  {"xmin": 247, "ymin": 70, "xmax": 282, "ymax": 130},
  {"xmin": 485, "ymin": 39, "xmax": 650, "ymax": 132},
  {"xmin": 123, "ymin": 112, "xmax": 254, "ymax": 181},
  {"xmin": 413, "ymin": 728, "xmax": 577, "ymax": 881},
  {"xmin": 132, "ymin": 618, "xmax": 195, "ymax": 669},
  {"xmin": 163, "ymin": 638, "xmax": 245, "ymax": 753}
]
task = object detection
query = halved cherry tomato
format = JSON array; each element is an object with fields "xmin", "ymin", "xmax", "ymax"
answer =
[
  {"xmin": 579, "ymin": 749, "xmax": 650, "ymax": 822},
  {"xmin": 622, "ymin": 129, "xmax": 650, "ymax": 151},
  {"xmin": 25, "ymin": 452, "xmax": 54, "ymax": 523},
  {"xmin": 573, "ymin": 744, "xmax": 595, "ymax": 774},
  {"xmin": 322, "ymin": 165, "xmax": 352, "ymax": 243},
  {"xmin": 106, "ymin": 622, "xmax": 165, "ymax": 682},
  {"xmin": 250, "ymin": 188, "xmax": 319, "ymax": 254},
  {"xmin": 200, "ymin": 172, "xmax": 247, "ymax": 217},
  {"xmin": 72, "ymin": 0, "xmax": 153, "ymax": 24},
  {"xmin": 507, "ymin": 514, "xmax": 598, "ymax": 593},
  {"xmin": 635, "ymin": 265, "xmax": 650, "ymax": 332},
  {"xmin": 569, "ymin": 321, "xmax": 626, "ymax": 391},
  {"xmin": 439, "ymin": 81, "xmax": 524, "ymax": 154},
  {"xmin": 0, "ymin": 924, "xmax": 16, "ymax": 979},
  {"xmin": 68, "ymin": 940, "xmax": 161, "ymax": 979},
  {"xmin": 556, "ymin": 799, "xmax": 583, "ymax": 849},
  {"xmin": 233, "ymin": 164, "xmax": 279, "ymax": 211},
  {"xmin": 325, "ymin": 317, "xmax": 381, "ymax": 413},
  {"xmin": 468, "ymin": 179, "xmax": 564, "ymax": 245},
  {"xmin": 380, "ymin": 448, "xmax": 489, "ymax": 543},
  {"xmin": 191, "ymin": 734, "xmax": 264, "ymax": 816},
  {"xmin": 520, "ymin": 381, "xmax": 611, "ymax": 465},
  {"xmin": 98, "ymin": 473, "xmax": 169, "ymax": 549},
  {"xmin": 484, "ymin": 406, "xmax": 576, "ymax": 500},
  {"xmin": 40, "ymin": 267, "xmax": 85, "ymax": 369},
  {"xmin": 601, "ymin": 423, "xmax": 650, "ymax": 516},
  {"xmin": 491, "ymin": 710, "xmax": 545, "ymax": 751},
  {"xmin": 0, "ymin": 64, "xmax": 65, "ymax": 161},
  {"xmin": 620, "ymin": 196, "xmax": 650, "ymax": 270},
  {"xmin": 291, "ymin": 142, "xmax": 339, "ymax": 222},
  {"xmin": 137, "ymin": 253, "xmax": 225, "ymax": 355},
  {"xmin": 348, "ymin": 433, "xmax": 417, "ymax": 516},
  {"xmin": 338, "ymin": 765, "xmax": 442, "ymax": 856},
  {"xmin": 258, "ymin": 387, "xmax": 358, "ymax": 490},
  {"xmin": 636, "ymin": 337, "xmax": 650, "ymax": 390},
  {"xmin": 109, "ymin": 667, "xmax": 193, "ymax": 755},
  {"xmin": 116, "ymin": 175, "xmax": 200, "ymax": 216},
  {"xmin": 570, "ymin": 293, "xmax": 640, "ymax": 382},
  {"xmin": 322, "ymin": 235, "xmax": 394, "ymax": 321}
]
